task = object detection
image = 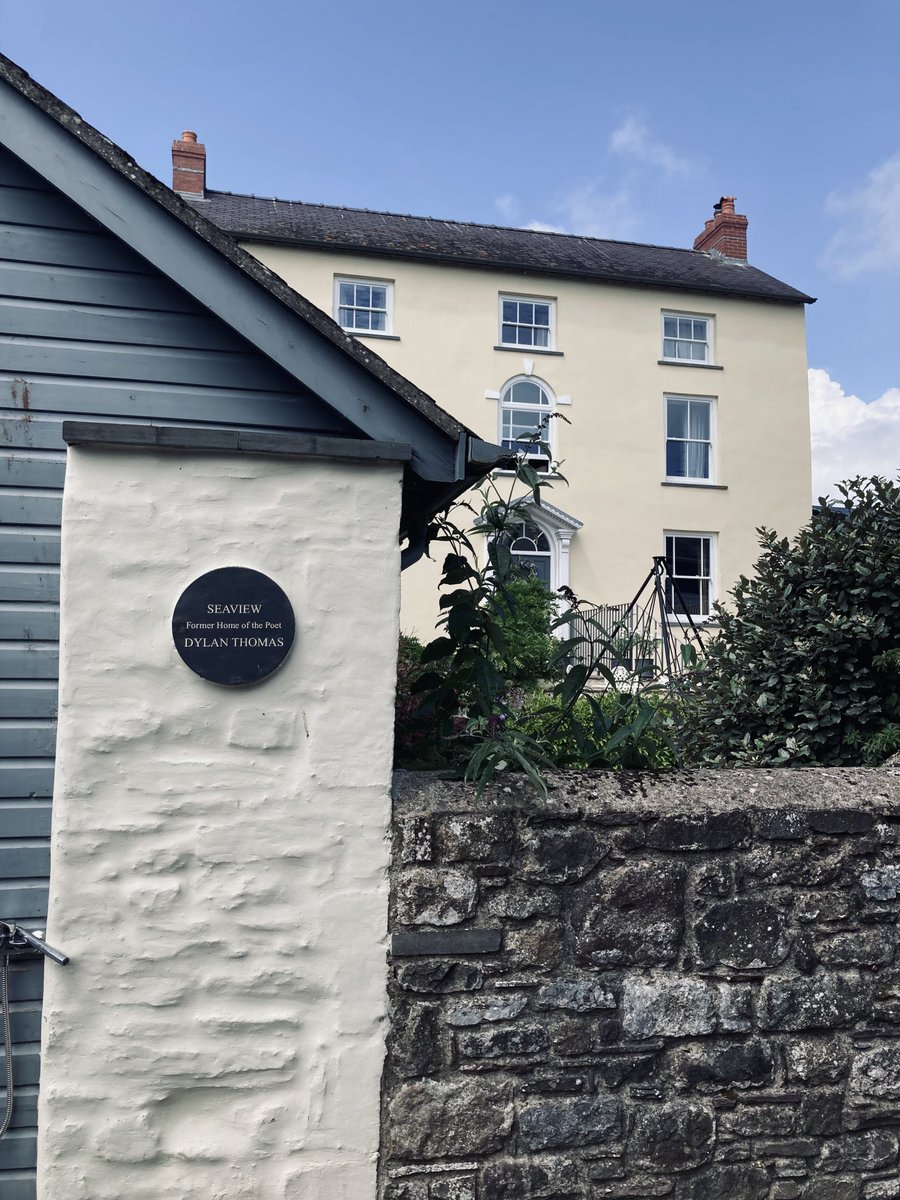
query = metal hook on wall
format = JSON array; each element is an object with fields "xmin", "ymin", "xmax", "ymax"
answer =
[{"xmin": 0, "ymin": 922, "xmax": 69, "ymax": 1142}]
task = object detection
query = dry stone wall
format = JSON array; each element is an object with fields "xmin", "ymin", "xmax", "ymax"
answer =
[{"xmin": 383, "ymin": 770, "xmax": 900, "ymax": 1200}]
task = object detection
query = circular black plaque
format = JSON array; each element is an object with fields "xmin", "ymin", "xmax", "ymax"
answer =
[{"xmin": 172, "ymin": 567, "xmax": 295, "ymax": 685}]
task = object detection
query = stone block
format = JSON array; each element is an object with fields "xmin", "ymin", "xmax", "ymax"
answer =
[
  {"xmin": 505, "ymin": 920, "xmax": 565, "ymax": 970},
  {"xmin": 816, "ymin": 928, "xmax": 895, "ymax": 968},
  {"xmin": 479, "ymin": 1155, "xmax": 582, "ymax": 1199},
  {"xmin": 670, "ymin": 1164, "xmax": 769, "ymax": 1199},
  {"xmin": 396, "ymin": 868, "xmax": 478, "ymax": 926},
  {"xmin": 629, "ymin": 1101, "xmax": 714, "ymax": 1172},
  {"xmin": 573, "ymin": 864, "xmax": 686, "ymax": 967},
  {"xmin": 398, "ymin": 815, "xmax": 434, "ymax": 864},
  {"xmin": 388, "ymin": 1079, "xmax": 514, "ymax": 1158},
  {"xmin": 622, "ymin": 977, "xmax": 718, "ymax": 1039},
  {"xmin": 394, "ymin": 962, "xmax": 484, "ymax": 993},
  {"xmin": 484, "ymin": 883, "xmax": 561, "ymax": 920},
  {"xmin": 646, "ymin": 812, "xmax": 750, "ymax": 852},
  {"xmin": 674, "ymin": 1039, "xmax": 775, "ymax": 1089},
  {"xmin": 783, "ymin": 1038, "xmax": 850, "ymax": 1085},
  {"xmin": 758, "ymin": 972, "xmax": 868, "ymax": 1031},
  {"xmin": 446, "ymin": 994, "xmax": 527, "ymax": 1026},
  {"xmin": 865, "ymin": 1183, "xmax": 900, "ymax": 1200},
  {"xmin": 595, "ymin": 1054, "xmax": 657, "ymax": 1088},
  {"xmin": 861, "ymin": 866, "xmax": 900, "ymax": 901},
  {"xmin": 534, "ymin": 979, "xmax": 616, "ymax": 1012},
  {"xmin": 802, "ymin": 1180, "xmax": 863, "ymax": 1200},
  {"xmin": 440, "ymin": 815, "xmax": 514, "ymax": 863},
  {"xmin": 718, "ymin": 1103, "xmax": 797, "ymax": 1138},
  {"xmin": 519, "ymin": 824, "xmax": 608, "ymax": 884},
  {"xmin": 389, "ymin": 1003, "xmax": 443, "ymax": 1078},
  {"xmin": 753, "ymin": 810, "xmax": 809, "ymax": 840},
  {"xmin": 820, "ymin": 1130, "xmax": 899, "ymax": 1173},
  {"xmin": 518, "ymin": 1096, "xmax": 621, "ymax": 1151},
  {"xmin": 457, "ymin": 1023, "xmax": 550, "ymax": 1060},
  {"xmin": 849, "ymin": 1045, "xmax": 900, "ymax": 1102},
  {"xmin": 551, "ymin": 1016, "xmax": 620, "ymax": 1056},
  {"xmin": 808, "ymin": 810, "xmax": 874, "ymax": 835},
  {"xmin": 694, "ymin": 898, "xmax": 790, "ymax": 968}
]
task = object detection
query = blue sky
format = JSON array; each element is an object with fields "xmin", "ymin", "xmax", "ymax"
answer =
[{"xmin": 5, "ymin": 0, "xmax": 900, "ymax": 497}]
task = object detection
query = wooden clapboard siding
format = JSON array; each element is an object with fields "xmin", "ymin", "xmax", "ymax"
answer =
[{"xmin": 0, "ymin": 143, "xmax": 357, "ymax": 1199}]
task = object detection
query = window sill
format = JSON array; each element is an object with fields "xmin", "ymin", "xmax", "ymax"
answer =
[
  {"xmin": 658, "ymin": 359, "xmax": 723, "ymax": 370},
  {"xmin": 347, "ymin": 331, "xmax": 401, "ymax": 341},
  {"xmin": 494, "ymin": 345, "xmax": 563, "ymax": 356},
  {"xmin": 661, "ymin": 481, "xmax": 728, "ymax": 490}
]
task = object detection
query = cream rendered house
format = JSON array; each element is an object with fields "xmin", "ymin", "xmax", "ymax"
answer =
[{"xmin": 173, "ymin": 135, "xmax": 814, "ymax": 640}]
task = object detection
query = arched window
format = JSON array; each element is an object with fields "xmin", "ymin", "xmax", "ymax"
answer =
[
  {"xmin": 503, "ymin": 518, "xmax": 552, "ymax": 584},
  {"xmin": 494, "ymin": 502, "xmax": 582, "ymax": 596},
  {"xmin": 499, "ymin": 378, "xmax": 554, "ymax": 464}
]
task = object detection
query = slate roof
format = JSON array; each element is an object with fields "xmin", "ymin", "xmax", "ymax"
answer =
[{"xmin": 194, "ymin": 192, "xmax": 815, "ymax": 306}]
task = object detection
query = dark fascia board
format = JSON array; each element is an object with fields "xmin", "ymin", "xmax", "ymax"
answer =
[
  {"xmin": 62, "ymin": 421, "xmax": 414, "ymax": 464},
  {"xmin": 0, "ymin": 56, "xmax": 496, "ymax": 491}
]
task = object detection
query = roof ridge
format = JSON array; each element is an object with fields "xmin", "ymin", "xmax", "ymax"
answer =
[{"xmin": 202, "ymin": 189, "xmax": 702, "ymax": 258}]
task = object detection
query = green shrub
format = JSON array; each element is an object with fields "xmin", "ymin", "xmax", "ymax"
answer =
[
  {"xmin": 490, "ymin": 570, "xmax": 559, "ymax": 686},
  {"xmin": 678, "ymin": 476, "xmax": 900, "ymax": 766}
]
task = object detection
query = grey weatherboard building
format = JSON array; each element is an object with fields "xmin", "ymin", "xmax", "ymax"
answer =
[{"xmin": 0, "ymin": 54, "xmax": 499, "ymax": 1199}]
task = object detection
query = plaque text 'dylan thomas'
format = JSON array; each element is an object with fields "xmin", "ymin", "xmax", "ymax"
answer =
[{"xmin": 172, "ymin": 566, "xmax": 295, "ymax": 685}]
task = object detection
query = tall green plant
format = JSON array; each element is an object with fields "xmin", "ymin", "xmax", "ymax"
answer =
[{"xmin": 411, "ymin": 442, "xmax": 670, "ymax": 792}]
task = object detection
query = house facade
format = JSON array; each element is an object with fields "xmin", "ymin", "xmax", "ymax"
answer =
[{"xmin": 173, "ymin": 136, "xmax": 815, "ymax": 640}]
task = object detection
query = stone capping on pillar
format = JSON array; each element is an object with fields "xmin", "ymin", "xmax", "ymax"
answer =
[{"xmin": 61, "ymin": 420, "xmax": 413, "ymax": 464}]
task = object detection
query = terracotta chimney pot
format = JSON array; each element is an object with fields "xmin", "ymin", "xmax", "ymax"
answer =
[{"xmin": 693, "ymin": 196, "xmax": 747, "ymax": 260}]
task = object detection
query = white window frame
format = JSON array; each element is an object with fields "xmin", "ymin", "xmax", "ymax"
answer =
[
  {"xmin": 498, "ymin": 375, "xmax": 556, "ymax": 466},
  {"xmin": 661, "ymin": 311, "xmax": 714, "ymax": 364},
  {"xmin": 664, "ymin": 395, "xmax": 716, "ymax": 484},
  {"xmin": 664, "ymin": 531, "xmax": 716, "ymax": 622},
  {"xmin": 499, "ymin": 294, "xmax": 556, "ymax": 350},
  {"xmin": 334, "ymin": 275, "xmax": 394, "ymax": 336}
]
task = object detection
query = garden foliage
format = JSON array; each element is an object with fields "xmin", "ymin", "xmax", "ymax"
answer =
[{"xmin": 678, "ymin": 476, "xmax": 900, "ymax": 766}]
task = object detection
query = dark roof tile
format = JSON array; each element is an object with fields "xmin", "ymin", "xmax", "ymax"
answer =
[{"xmin": 193, "ymin": 192, "xmax": 815, "ymax": 305}]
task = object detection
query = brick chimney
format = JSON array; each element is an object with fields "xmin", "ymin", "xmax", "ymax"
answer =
[
  {"xmin": 172, "ymin": 130, "xmax": 206, "ymax": 198},
  {"xmin": 693, "ymin": 196, "xmax": 747, "ymax": 260}
]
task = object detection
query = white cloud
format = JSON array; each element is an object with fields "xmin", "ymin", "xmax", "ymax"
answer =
[
  {"xmin": 809, "ymin": 367, "xmax": 900, "ymax": 499},
  {"xmin": 609, "ymin": 115, "xmax": 691, "ymax": 177},
  {"xmin": 822, "ymin": 153, "xmax": 900, "ymax": 278},
  {"xmin": 494, "ymin": 193, "xmax": 518, "ymax": 222},
  {"xmin": 520, "ymin": 183, "xmax": 638, "ymax": 241}
]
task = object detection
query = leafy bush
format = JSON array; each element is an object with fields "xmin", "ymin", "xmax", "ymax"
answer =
[
  {"xmin": 393, "ymin": 634, "xmax": 448, "ymax": 768},
  {"xmin": 678, "ymin": 476, "xmax": 900, "ymax": 766},
  {"xmin": 489, "ymin": 570, "xmax": 559, "ymax": 686}
]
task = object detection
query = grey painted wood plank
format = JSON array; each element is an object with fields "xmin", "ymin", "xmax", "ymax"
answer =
[
  {"xmin": 5, "ymin": 1086, "xmax": 38, "ymax": 1130},
  {"xmin": 0, "ymin": 147, "xmax": 50, "ymax": 189},
  {"xmin": 0, "ymin": 1170, "xmax": 38, "ymax": 1200},
  {"xmin": 0, "ymin": 762, "xmax": 54, "ymax": 798},
  {"xmin": 0, "ymin": 375, "xmax": 349, "ymax": 433},
  {"xmin": 0, "ymin": 569, "xmax": 60, "ymax": 603},
  {"xmin": 0, "ymin": 454, "xmax": 66, "ymax": 489},
  {"xmin": 0, "ymin": 723, "xmax": 56, "ymax": 758},
  {"xmin": 11, "ymin": 1045, "xmax": 41, "ymax": 1085},
  {"xmin": 0, "ymin": 297, "xmax": 249, "ymax": 353},
  {"xmin": 0, "ymin": 186, "xmax": 100, "ymax": 233},
  {"xmin": 0, "ymin": 414, "xmax": 67, "ymax": 451},
  {"xmin": 0, "ymin": 684, "xmax": 58, "ymax": 719},
  {"xmin": 0, "ymin": 494, "xmax": 63, "ymax": 527},
  {"xmin": 10, "ymin": 1006, "xmax": 43, "ymax": 1045},
  {"xmin": 0, "ymin": 261, "xmax": 201, "ymax": 314},
  {"xmin": 0, "ymin": 338, "xmax": 302, "ymax": 393},
  {"xmin": 0, "ymin": 607, "xmax": 60, "ymax": 640},
  {"xmin": 0, "ymin": 844, "xmax": 51, "ymax": 879},
  {"xmin": 0, "ymin": 880, "xmax": 48, "ymax": 917},
  {"xmin": 0, "ymin": 530, "xmax": 60, "ymax": 565},
  {"xmin": 0, "ymin": 1133, "xmax": 37, "ymax": 1172},
  {"xmin": 0, "ymin": 645, "xmax": 59, "ymax": 680},
  {"xmin": 0, "ymin": 222, "xmax": 152, "ymax": 273},
  {"xmin": 8, "ymin": 964, "xmax": 44, "ymax": 1003},
  {"xmin": 0, "ymin": 801, "xmax": 52, "ymax": 838}
]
